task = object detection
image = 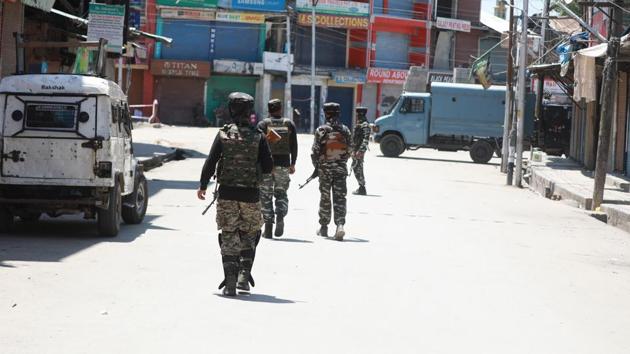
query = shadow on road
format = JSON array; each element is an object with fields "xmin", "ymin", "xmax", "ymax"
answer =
[
  {"xmin": 0, "ymin": 215, "xmax": 171, "ymax": 266},
  {"xmin": 215, "ymin": 293, "xmax": 297, "ymax": 304},
  {"xmin": 149, "ymin": 178, "xmax": 203, "ymax": 198},
  {"xmin": 380, "ymin": 155, "xmax": 500, "ymax": 167},
  {"xmin": 270, "ymin": 238, "xmax": 314, "ymax": 244},
  {"xmin": 324, "ymin": 237, "xmax": 369, "ymax": 243}
]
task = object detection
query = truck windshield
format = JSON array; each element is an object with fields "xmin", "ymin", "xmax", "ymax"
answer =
[
  {"xmin": 387, "ymin": 96, "xmax": 400, "ymax": 114},
  {"xmin": 26, "ymin": 104, "xmax": 77, "ymax": 130}
]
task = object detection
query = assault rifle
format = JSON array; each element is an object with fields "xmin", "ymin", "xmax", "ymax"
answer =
[
  {"xmin": 299, "ymin": 169, "xmax": 319, "ymax": 189},
  {"xmin": 201, "ymin": 182, "xmax": 219, "ymax": 215}
]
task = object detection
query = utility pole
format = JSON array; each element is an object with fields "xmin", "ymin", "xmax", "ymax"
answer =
[
  {"xmin": 285, "ymin": 11, "xmax": 293, "ymax": 121},
  {"xmin": 534, "ymin": 0, "xmax": 550, "ymax": 145},
  {"xmin": 514, "ymin": 0, "xmax": 528, "ymax": 188},
  {"xmin": 593, "ymin": 1, "xmax": 622, "ymax": 209},
  {"xmin": 310, "ymin": 0, "xmax": 318, "ymax": 134},
  {"xmin": 502, "ymin": 0, "xmax": 515, "ymax": 175}
]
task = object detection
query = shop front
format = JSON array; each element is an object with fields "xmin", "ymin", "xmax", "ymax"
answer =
[
  {"xmin": 205, "ymin": 74, "xmax": 258, "ymax": 126},
  {"xmin": 151, "ymin": 59, "xmax": 212, "ymax": 125},
  {"xmin": 361, "ymin": 67, "xmax": 408, "ymax": 121}
]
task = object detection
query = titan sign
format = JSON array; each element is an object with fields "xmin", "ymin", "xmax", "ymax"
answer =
[{"xmin": 297, "ymin": 13, "xmax": 368, "ymax": 29}]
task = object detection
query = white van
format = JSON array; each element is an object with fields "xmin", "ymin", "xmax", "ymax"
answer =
[{"xmin": 0, "ymin": 74, "xmax": 148, "ymax": 237}]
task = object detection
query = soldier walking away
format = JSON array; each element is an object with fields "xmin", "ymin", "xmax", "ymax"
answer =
[
  {"xmin": 197, "ymin": 92, "xmax": 273, "ymax": 297},
  {"xmin": 311, "ymin": 102, "xmax": 352, "ymax": 241},
  {"xmin": 257, "ymin": 99, "xmax": 298, "ymax": 238},
  {"xmin": 352, "ymin": 107, "xmax": 371, "ymax": 195}
]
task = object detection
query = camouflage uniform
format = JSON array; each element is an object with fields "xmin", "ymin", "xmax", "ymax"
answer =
[
  {"xmin": 312, "ymin": 122, "xmax": 352, "ymax": 226},
  {"xmin": 352, "ymin": 120, "xmax": 371, "ymax": 187},
  {"xmin": 260, "ymin": 166, "xmax": 290, "ymax": 223}
]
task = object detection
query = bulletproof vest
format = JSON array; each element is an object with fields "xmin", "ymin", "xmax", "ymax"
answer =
[
  {"xmin": 264, "ymin": 118, "xmax": 291, "ymax": 155},
  {"xmin": 353, "ymin": 121, "xmax": 369, "ymax": 146},
  {"xmin": 218, "ymin": 124, "xmax": 261, "ymax": 188},
  {"xmin": 321, "ymin": 125, "xmax": 350, "ymax": 162}
]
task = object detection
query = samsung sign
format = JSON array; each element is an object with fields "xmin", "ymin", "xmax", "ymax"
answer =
[{"xmin": 218, "ymin": 0, "xmax": 286, "ymax": 12}]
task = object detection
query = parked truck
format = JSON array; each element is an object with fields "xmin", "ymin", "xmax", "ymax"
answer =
[{"xmin": 373, "ymin": 82, "xmax": 534, "ymax": 163}]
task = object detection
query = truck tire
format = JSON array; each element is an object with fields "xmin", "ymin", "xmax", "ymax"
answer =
[
  {"xmin": 470, "ymin": 140, "xmax": 494, "ymax": 164},
  {"xmin": 380, "ymin": 134, "xmax": 404, "ymax": 157},
  {"xmin": 0, "ymin": 208, "xmax": 14, "ymax": 233},
  {"xmin": 122, "ymin": 175, "xmax": 148, "ymax": 224},
  {"xmin": 98, "ymin": 181, "xmax": 121, "ymax": 237}
]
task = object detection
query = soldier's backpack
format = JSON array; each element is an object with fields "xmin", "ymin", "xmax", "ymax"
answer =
[
  {"xmin": 218, "ymin": 124, "xmax": 261, "ymax": 188},
  {"xmin": 264, "ymin": 118, "xmax": 291, "ymax": 155}
]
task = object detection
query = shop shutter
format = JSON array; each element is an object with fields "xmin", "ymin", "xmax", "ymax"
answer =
[
  {"xmin": 205, "ymin": 75, "xmax": 258, "ymax": 125},
  {"xmin": 374, "ymin": 32, "xmax": 410, "ymax": 69},
  {"xmin": 211, "ymin": 22, "xmax": 263, "ymax": 62},
  {"xmin": 327, "ymin": 87, "xmax": 354, "ymax": 128},
  {"xmin": 160, "ymin": 20, "xmax": 212, "ymax": 61},
  {"xmin": 155, "ymin": 77, "xmax": 207, "ymax": 125},
  {"xmin": 294, "ymin": 27, "xmax": 347, "ymax": 67}
]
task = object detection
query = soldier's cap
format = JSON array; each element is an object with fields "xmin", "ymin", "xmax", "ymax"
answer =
[
  {"xmin": 323, "ymin": 102, "xmax": 341, "ymax": 112},
  {"xmin": 356, "ymin": 106, "xmax": 368, "ymax": 114},
  {"xmin": 268, "ymin": 98, "xmax": 282, "ymax": 111}
]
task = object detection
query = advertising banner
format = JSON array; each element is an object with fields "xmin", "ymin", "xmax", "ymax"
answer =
[
  {"xmin": 151, "ymin": 60, "xmax": 212, "ymax": 78},
  {"xmin": 263, "ymin": 52, "xmax": 292, "ymax": 72},
  {"xmin": 296, "ymin": 0, "xmax": 368, "ymax": 17},
  {"xmin": 333, "ymin": 70, "xmax": 366, "ymax": 84},
  {"xmin": 156, "ymin": 0, "xmax": 218, "ymax": 9},
  {"xmin": 87, "ymin": 3, "xmax": 126, "ymax": 53},
  {"xmin": 216, "ymin": 11, "xmax": 265, "ymax": 23},
  {"xmin": 367, "ymin": 68, "xmax": 408, "ymax": 85},
  {"xmin": 161, "ymin": 8, "xmax": 216, "ymax": 20},
  {"xmin": 218, "ymin": 0, "xmax": 285, "ymax": 12},
  {"xmin": 213, "ymin": 60, "xmax": 263, "ymax": 75},
  {"xmin": 297, "ymin": 13, "xmax": 368, "ymax": 29},
  {"xmin": 436, "ymin": 17, "xmax": 471, "ymax": 33}
]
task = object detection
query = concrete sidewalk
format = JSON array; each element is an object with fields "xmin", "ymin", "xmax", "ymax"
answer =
[{"xmin": 527, "ymin": 155, "xmax": 630, "ymax": 232}]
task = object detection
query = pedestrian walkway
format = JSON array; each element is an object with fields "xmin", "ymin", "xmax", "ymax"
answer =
[{"xmin": 526, "ymin": 155, "xmax": 630, "ymax": 232}]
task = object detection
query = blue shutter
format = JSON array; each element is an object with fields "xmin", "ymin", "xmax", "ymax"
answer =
[{"xmin": 160, "ymin": 20, "xmax": 211, "ymax": 61}]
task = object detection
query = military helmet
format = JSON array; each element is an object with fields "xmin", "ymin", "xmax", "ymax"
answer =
[
  {"xmin": 356, "ymin": 106, "xmax": 368, "ymax": 115},
  {"xmin": 323, "ymin": 102, "xmax": 341, "ymax": 122},
  {"xmin": 267, "ymin": 99, "xmax": 282, "ymax": 114},
  {"xmin": 228, "ymin": 92, "xmax": 254, "ymax": 125}
]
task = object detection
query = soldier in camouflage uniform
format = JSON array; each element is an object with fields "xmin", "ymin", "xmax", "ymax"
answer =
[
  {"xmin": 197, "ymin": 92, "xmax": 273, "ymax": 296},
  {"xmin": 312, "ymin": 102, "xmax": 352, "ymax": 241},
  {"xmin": 257, "ymin": 99, "xmax": 298, "ymax": 238},
  {"xmin": 351, "ymin": 107, "xmax": 371, "ymax": 196}
]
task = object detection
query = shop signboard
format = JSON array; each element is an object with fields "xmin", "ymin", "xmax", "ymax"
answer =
[
  {"xmin": 296, "ymin": 0, "xmax": 368, "ymax": 17},
  {"xmin": 213, "ymin": 60, "xmax": 263, "ymax": 75},
  {"xmin": 160, "ymin": 8, "xmax": 216, "ymax": 20},
  {"xmin": 151, "ymin": 60, "xmax": 212, "ymax": 78},
  {"xmin": 216, "ymin": 11, "xmax": 265, "ymax": 23},
  {"xmin": 333, "ymin": 70, "xmax": 366, "ymax": 84},
  {"xmin": 428, "ymin": 71, "xmax": 453, "ymax": 84},
  {"xmin": 217, "ymin": 0, "xmax": 285, "ymax": 12},
  {"xmin": 87, "ymin": 3, "xmax": 126, "ymax": 53},
  {"xmin": 367, "ymin": 68, "xmax": 408, "ymax": 85},
  {"xmin": 263, "ymin": 52, "xmax": 292, "ymax": 72},
  {"xmin": 436, "ymin": 17, "xmax": 471, "ymax": 33},
  {"xmin": 156, "ymin": 0, "xmax": 218, "ymax": 9},
  {"xmin": 297, "ymin": 13, "xmax": 368, "ymax": 29}
]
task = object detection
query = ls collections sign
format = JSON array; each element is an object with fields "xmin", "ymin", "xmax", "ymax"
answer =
[
  {"xmin": 297, "ymin": 13, "xmax": 368, "ymax": 29},
  {"xmin": 296, "ymin": 0, "xmax": 368, "ymax": 17}
]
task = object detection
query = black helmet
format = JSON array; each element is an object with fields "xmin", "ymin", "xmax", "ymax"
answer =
[
  {"xmin": 323, "ymin": 102, "xmax": 340, "ymax": 122},
  {"xmin": 268, "ymin": 99, "xmax": 282, "ymax": 115},
  {"xmin": 356, "ymin": 106, "xmax": 368, "ymax": 116},
  {"xmin": 228, "ymin": 92, "xmax": 254, "ymax": 125}
]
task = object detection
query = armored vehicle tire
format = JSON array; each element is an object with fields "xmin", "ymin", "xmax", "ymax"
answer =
[
  {"xmin": 98, "ymin": 181, "xmax": 121, "ymax": 237},
  {"xmin": 0, "ymin": 208, "xmax": 14, "ymax": 233},
  {"xmin": 380, "ymin": 134, "xmax": 404, "ymax": 157},
  {"xmin": 122, "ymin": 175, "xmax": 148, "ymax": 225},
  {"xmin": 470, "ymin": 140, "xmax": 494, "ymax": 164}
]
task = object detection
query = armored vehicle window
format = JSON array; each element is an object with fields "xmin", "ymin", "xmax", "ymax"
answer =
[
  {"xmin": 25, "ymin": 104, "xmax": 77, "ymax": 129},
  {"xmin": 400, "ymin": 98, "xmax": 424, "ymax": 114}
]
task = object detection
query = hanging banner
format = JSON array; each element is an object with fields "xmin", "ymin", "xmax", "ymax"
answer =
[
  {"xmin": 296, "ymin": 0, "xmax": 368, "ymax": 17},
  {"xmin": 87, "ymin": 3, "xmax": 126, "ymax": 53},
  {"xmin": 297, "ymin": 13, "xmax": 368, "ymax": 29},
  {"xmin": 156, "ymin": 0, "xmax": 218, "ymax": 9},
  {"xmin": 216, "ymin": 11, "xmax": 265, "ymax": 23},
  {"xmin": 217, "ymin": 0, "xmax": 285, "ymax": 12},
  {"xmin": 367, "ymin": 68, "xmax": 408, "ymax": 85},
  {"xmin": 213, "ymin": 60, "xmax": 263, "ymax": 75},
  {"xmin": 160, "ymin": 8, "xmax": 216, "ymax": 20},
  {"xmin": 436, "ymin": 17, "xmax": 471, "ymax": 33}
]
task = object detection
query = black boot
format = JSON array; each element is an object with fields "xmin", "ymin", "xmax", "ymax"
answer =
[
  {"xmin": 220, "ymin": 255, "xmax": 239, "ymax": 296},
  {"xmin": 353, "ymin": 185, "xmax": 366, "ymax": 195},
  {"xmin": 263, "ymin": 222, "xmax": 273, "ymax": 239},
  {"xmin": 274, "ymin": 217, "xmax": 284, "ymax": 237},
  {"xmin": 317, "ymin": 225, "xmax": 328, "ymax": 237},
  {"xmin": 237, "ymin": 249, "xmax": 255, "ymax": 292}
]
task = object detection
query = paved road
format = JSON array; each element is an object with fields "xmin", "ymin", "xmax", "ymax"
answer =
[{"xmin": 1, "ymin": 127, "xmax": 630, "ymax": 354}]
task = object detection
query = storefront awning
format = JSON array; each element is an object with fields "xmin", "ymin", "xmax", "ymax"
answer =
[
  {"xmin": 50, "ymin": 8, "xmax": 173, "ymax": 45},
  {"xmin": 576, "ymin": 33, "xmax": 630, "ymax": 58}
]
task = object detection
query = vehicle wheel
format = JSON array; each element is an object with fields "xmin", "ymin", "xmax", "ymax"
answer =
[
  {"xmin": 20, "ymin": 212, "xmax": 41, "ymax": 222},
  {"xmin": 0, "ymin": 208, "xmax": 14, "ymax": 233},
  {"xmin": 122, "ymin": 175, "xmax": 148, "ymax": 224},
  {"xmin": 98, "ymin": 180, "xmax": 121, "ymax": 237},
  {"xmin": 380, "ymin": 134, "xmax": 404, "ymax": 157},
  {"xmin": 470, "ymin": 140, "xmax": 495, "ymax": 164}
]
